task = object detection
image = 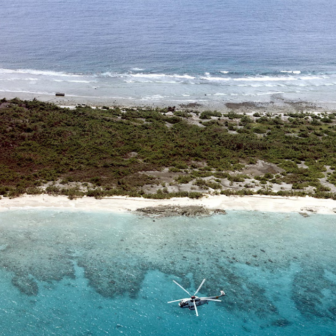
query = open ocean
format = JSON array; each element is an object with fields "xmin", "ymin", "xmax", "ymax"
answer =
[
  {"xmin": 1, "ymin": 0, "xmax": 336, "ymax": 104},
  {"xmin": 0, "ymin": 210, "xmax": 335, "ymax": 335}
]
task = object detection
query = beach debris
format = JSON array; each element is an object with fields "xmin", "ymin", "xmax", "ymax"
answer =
[{"xmin": 55, "ymin": 92, "xmax": 65, "ymax": 97}]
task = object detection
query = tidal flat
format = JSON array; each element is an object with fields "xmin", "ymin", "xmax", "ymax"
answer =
[{"xmin": 0, "ymin": 209, "xmax": 335, "ymax": 335}]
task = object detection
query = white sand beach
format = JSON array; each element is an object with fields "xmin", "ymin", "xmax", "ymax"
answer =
[{"xmin": 1, "ymin": 194, "xmax": 336, "ymax": 215}]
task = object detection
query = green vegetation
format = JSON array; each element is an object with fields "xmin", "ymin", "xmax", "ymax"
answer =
[
  {"xmin": 1, "ymin": 98, "xmax": 336, "ymax": 199},
  {"xmin": 199, "ymin": 110, "xmax": 222, "ymax": 119}
]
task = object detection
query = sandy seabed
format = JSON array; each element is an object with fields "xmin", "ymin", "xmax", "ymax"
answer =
[{"xmin": 1, "ymin": 194, "xmax": 336, "ymax": 215}]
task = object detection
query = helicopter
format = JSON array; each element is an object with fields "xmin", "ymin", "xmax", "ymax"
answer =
[{"xmin": 168, "ymin": 278, "xmax": 225, "ymax": 316}]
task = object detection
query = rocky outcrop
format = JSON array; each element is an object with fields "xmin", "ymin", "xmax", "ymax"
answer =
[{"xmin": 136, "ymin": 205, "xmax": 226, "ymax": 217}]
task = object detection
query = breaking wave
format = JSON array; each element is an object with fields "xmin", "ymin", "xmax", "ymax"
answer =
[{"xmin": 1, "ymin": 67, "xmax": 336, "ymax": 103}]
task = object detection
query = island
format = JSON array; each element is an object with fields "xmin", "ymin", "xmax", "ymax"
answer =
[{"xmin": 1, "ymin": 97, "xmax": 336, "ymax": 214}]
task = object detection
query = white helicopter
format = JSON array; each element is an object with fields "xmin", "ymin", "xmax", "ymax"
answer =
[{"xmin": 168, "ymin": 278, "xmax": 225, "ymax": 316}]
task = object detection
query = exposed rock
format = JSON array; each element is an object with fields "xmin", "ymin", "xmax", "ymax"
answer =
[
  {"xmin": 301, "ymin": 207, "xmax": 317, "ymax": 213},
  {"xmin": 136, "ymin": 205, "xmax": 226, "ymax": 218},
  {"xmin": 299, "ymin": 212, "xmax": 309, "ymax": 218},
  {"xmin": 179, "ymin": 102, "xmax": 202, "ymax": 108},
  {"xmin": 0, "ymin": 102, "xmax": 10, "ymax": 109},
  {"xmin": 225, "ymin": 102, "xmax": 265, "ymax": 110},
  {"xmin": 242, "ymin": 160, "xmax": 284, "ymax": 176}
]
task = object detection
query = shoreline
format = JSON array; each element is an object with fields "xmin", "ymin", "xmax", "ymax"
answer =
[
  {"xmin": 2, "ymin": 91, "xmax": 336, "ymax": 113},
  {"xmin": 1, "ymin": 194, "xmax": 336, "ymax": 215}
]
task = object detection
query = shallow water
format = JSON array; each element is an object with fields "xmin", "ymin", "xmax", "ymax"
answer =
[{"xmin": 0, "ymin": 210, "xmax": 335, "ymax": 335}]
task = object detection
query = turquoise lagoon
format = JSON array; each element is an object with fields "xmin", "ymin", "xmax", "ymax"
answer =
[{"xmin": 0, "ymin": 210, "xmax": 335, "ymax": 335}]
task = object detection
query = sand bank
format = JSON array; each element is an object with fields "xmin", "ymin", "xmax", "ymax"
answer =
[{"xmin": 0, "ymin": 194, "xmax": 336, "ymax": 215}]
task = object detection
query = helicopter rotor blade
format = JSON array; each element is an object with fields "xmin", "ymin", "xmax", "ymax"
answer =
[
  {"xmin": 194, "ymin": 278, "xmax": 206, "ymax": 296},
  {"xmin": 173, "ymin": 280, "xmax": 191, "ymax": 296},
  {"xmin": 167, "ymin": 299, "xmax": 185, "ymax": 303},
  {"xmin": 206, "ymin": 299, "xmax": 222, "ymax": 302},
  {"xmin": 193, "ymin": 300, "xmax": 199, "ymax": 317}
]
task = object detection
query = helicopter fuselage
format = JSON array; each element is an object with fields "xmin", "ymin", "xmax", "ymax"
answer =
[
  {"xmin": 179, "ymin": 297, "xmax": 207, "ymax": 310},
  {"xmin": 179, "ymin": 293, "xmax": 224, "ymax": 310},
  {"xmin": 168, "ymin": 279, "xmax": 225, "ymax": 316}
]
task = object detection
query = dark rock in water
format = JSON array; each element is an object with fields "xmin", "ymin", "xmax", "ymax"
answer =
[
  {"xmin": 242, "ymin": 325, "xmax": 252, "ymax": 332},
  {"xmin": 136, "ymin": 205, "xmax": 226, "ymax": 218},
  {"xmin": 299, "ymin": 212, "xmax": 309, "ymax": 218},
  {"xmin": 328, "ymin": 306, "xmax": 336, "ymax": 316},
  {"xmin": 260, "ymin": 249, "xmax": 266, "ymax": 253},
  {"xmin": 271, "ymin": 319, "xmax": 291, "ymax": 327},
  {"xmin": 214, "ymin": 209, "xmax": 227, "ymax": 215},
  {"xmin": 11, "ymin": 275, "xmax": 38, "ymax": 296}
]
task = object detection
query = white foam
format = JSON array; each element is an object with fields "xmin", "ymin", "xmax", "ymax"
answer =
[
  {"xmin": 0, "ymin": 89, "xmax": 53, "ymax": 95},
  {"xmin": 220, "ymin": 71, "xmax": 229, "ymax": 74},
  {"xmin": 234, "ymin": 76, "xmax": 297, "ymax": 81},
  {"xmin": 280, "ymin": 70, "xmax": 301, "ymax": 74},
  {"xmin": 298, "ymin": 76, "xmax": 324, "ymax": 80},
  {"xmin": 130, "ymin": 73, "xmax": 194, "ymax": 80},
  {"xmin": 0, "ymin": 77, "xmax": 39, "ymax": 81},
  {"xmin": 141, "ymin": 94, "xmax": 165, "ymax": 100},
  {"xmin": 200, "ymin": 76, "xmax": 230, "ymax": 81},
  {"xmin": 53, "ymin": 79, "xmax": 94, "ymax": 83},
  {"xmin": 0, "ymin": 68, "xmax": 81, "ymax": 77},
  {"xmin": 131, "ymin": 68, "xmax": 145, "ymax": 71},
  {"xmin": 256, "ymin": 91, "xmax": 285, "ymax": 96}
]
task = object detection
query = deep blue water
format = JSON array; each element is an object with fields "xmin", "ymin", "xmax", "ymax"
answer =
[
  {"xmin": 2, "ymin": 0, "xmax": 336, "ymax": 74},
  {"xmin": 0, "ymin": 210, "xmax": 336, "ymax": 335},
  {"xmin": 1, "ymin": 0, "xmax": 336, "ymax": 104}
]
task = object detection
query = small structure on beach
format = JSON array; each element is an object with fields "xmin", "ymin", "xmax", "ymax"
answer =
[{"xmin": 55, "ymin": 92, "xmax": 65, "ymax": 97}]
